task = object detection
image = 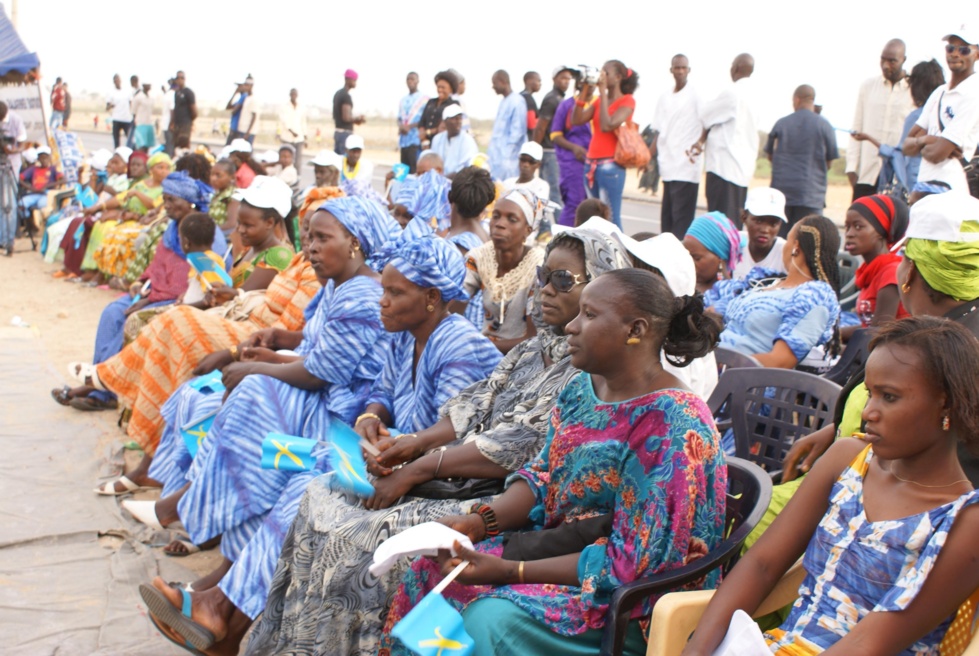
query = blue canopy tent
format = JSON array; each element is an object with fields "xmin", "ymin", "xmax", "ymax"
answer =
[{"xmin": 0, "ymin": 3, "xmax": 39, "ymax": 79}]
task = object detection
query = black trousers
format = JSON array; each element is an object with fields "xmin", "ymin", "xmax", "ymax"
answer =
[
  {"xmin": 852, "ymin": 182, "xmax": 877, "ymax": 202},
  {"xmin": 705, "ymin": 172, "xmax": 747, "ymax": 229},
  {"xmin": 112, "ymin": 120, "xmax": 132, "ymax": 148},
  {"xmin": 660, "ymin": 180, "xmax": 699, "ymax": 237},
  {"xmin": 781, "ymin": 205, "xmax": 822, "ymax": 237},
  {"xmin": 401, "ymin": 145, "xmax": 420, "ymax": 173}
]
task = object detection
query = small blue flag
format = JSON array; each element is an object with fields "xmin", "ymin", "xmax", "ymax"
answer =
[
  {"xmin": 186, "ymin": 251, "xmax": 234, "ymax": 287},
  {"xmin": 392, "ymin": 591, "xmax": 475, "ymax": 656},
  {"xmin": 180, "ymin": 413, "xmax": 215, "ymax": 459},
  {"xmin": 188, "ymin": 370, "xmax": 225, "ymax": 395},
  {"xmin": 261, "ymin": 433, "xmax": 317, "ymax": 472},
  {"xmin": 327, "ymin": 421, "xmax": 375, "ymax": 497}
]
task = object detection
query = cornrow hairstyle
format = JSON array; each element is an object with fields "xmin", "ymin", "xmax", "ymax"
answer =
[
  {"xmin": 602, "ymin": 269, "xmax": 721, "ymax": 367},
  {"xmin": 869, "ymin": 316, "xmax": 979, "ymax": 449},
  {"xmin": 447, "ymin": 166, "xmax": 496, "ymax": 219},
  {"xmin": 797, "ymin": 215, "xmax": 842, "ymax": 356},
  {"xmin": 175, "ymin": 152, "xmax": 212, "ymax": 182}
]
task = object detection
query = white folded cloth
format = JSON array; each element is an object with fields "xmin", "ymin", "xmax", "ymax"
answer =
[
  {"xmin": 370, "ymin": 522, "xmax": 474, "ymax": 577},
  {"xmin": 711, "ymin": 609, "xmax": 772, "ymax": 655}
]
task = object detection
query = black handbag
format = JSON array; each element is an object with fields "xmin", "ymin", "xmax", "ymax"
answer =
[
  {"xmin": 501, "ymin": 514, "xmax": 613, "ymax": 561},
  {"xmin": 408, "ymin": 477, "xmax": 505, "ymax": 500}
]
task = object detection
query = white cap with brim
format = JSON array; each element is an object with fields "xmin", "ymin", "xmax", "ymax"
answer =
[
  {"xmin": 574, "ymin": 217, "xmax": 696, "ymax": 296},
  {"xmin": 233, "ymin": 175, "xmax": 293, "ymax": 218},
  {"xmin": 551, "ymin": 66, "xmax": 576, "ymax": 79},
  {"xmin": 345, "ymin": 134, "xmax": 365, "ymax": 151},
  {"xmin": 89, "ymin": 148, "xmax": 113, "ymax": 171},
  {"xmin": 442, "ymin": 104, "xmax": 464, "ymax": 120},
  {"xmin": 22, "ymin": 148, "xmax": 37, "ymax": 164},
  {"xmin": 309, "ymin": 150, "xmax": 343, "ymax": 169},
  {"xmin": 260, "ymin": 149, "xmax": 280, "ymax": 164},
  {"xmin": 35, "ymin": 146, "xmax": 52, "ymax": 157},
  {"xmin": 229, "ymin": 138, "xmax": 253, "ymax": 154},
  {"xmin": 519, "ymin": 141, "xmax": 544, "ymax": 162},
  {"xmin": 744, "ymin": 186, "xmax": 787, "ymax": 222},
  {"xmin": 901, "ymin": 192, "xmax": 979, "ymax": 245},
  {"xmin": 218, "ymin": 146, "xmax": 234, "ymax": 160},
  {"xmin": 945, "ymin": 24, "xmax": 978, "ymax": 46},
  {"xmin": 113, "ymin": 146, "xmax": 133, "ymax": 161}
]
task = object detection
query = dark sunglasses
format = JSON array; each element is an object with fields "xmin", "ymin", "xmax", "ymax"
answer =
[
  {"xmin": 946, "ymin": 44, "xmax": 975, "ymax": 56},
  {"xmin": 536, "ymin": 266, "xmax": 588, "ymax": 293}
]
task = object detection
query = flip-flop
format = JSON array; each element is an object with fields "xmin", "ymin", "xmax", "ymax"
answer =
[
  {"xmin": 164, "ymin": 539, "xmax": 201, "ymax": 558},
  {"xmin": 139, "ymin": 583, "xmax": 216, "ymax": 652},
  {"xmin": 147, "ymin": 610, "xmax": 208, "ymax": 655},
  {"xmin": 93, "ymin": 475, "xmax": 147, "ymax": 496},
  {"xmin": 68, "ymin": 395, "xmax": 118, "ymax": 411},
  {"xmin": 51, "ymin": 270, "xmax": 71, "ymax": 278},
  {"xmin": 50, "ymin": 385, "xmax": 73, "ymax": 406},
  {"xmin": 122, "ymin": 499, "xmax": 185, "ymax": 531}
]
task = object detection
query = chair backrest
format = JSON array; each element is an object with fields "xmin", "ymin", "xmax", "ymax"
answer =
[
  {"xmin": 837, "ymin": 251, "xmax": 862, "ymax": 312},
  {"xmin": 822, "ymin": 327, "xmax": 873, "ymax": 386},
  {"xmin": 720, "ymin": 457, "xmax": 773, "ymax": 572},
  {"xmin": 709, "ymin": 368, "xmax": 842, "ymax": 475},
  {"xmin": 714, "ymin": 346, "xmax": 762, "ymax": 376}
]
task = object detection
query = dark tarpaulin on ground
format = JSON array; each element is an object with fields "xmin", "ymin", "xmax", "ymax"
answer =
[{"xmin": 0, "ymin": 328, "xmax": 194, "ymax": 655}]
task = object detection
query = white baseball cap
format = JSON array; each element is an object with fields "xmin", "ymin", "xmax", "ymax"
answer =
[
  {"xmin": 228, "ymin": 138, "xmax": 253, "ymax": 154},
  {"xmin": 442, "ymin": 104, "xmax": 464, "ymax": 120},
  {"xmin": 234, "ymin": 175, "xmax": 293, "ymax": 218},
  {"xmin": 259, "ymin": 149, "xmax": 280, "ymax": 164},
  {"xmin": 113, "ymin": 146, "xmax": 133, "ymax": 161},
  {"xmin": 519, "ymin": 141, "xmax": 543, "ymax": 162},
  {"xmin": 744, "ymin": 186, "xmax": 787, "ymax": 222},
  {"xmin": 308, "ymin": 150, "xmax": 343, "ymax": 169},
  {"xmin": 945, "ymin": 24, "xmax": 978, "ymax": 46},
  {"xmin": 902, "ymin": 191, "xmax": 979, "ymax": 244},
  {"xmin": 22, "ymin": 148, "xmax": 37, "ymax": 164},
  {"xmin": 89, "ymin": 148, "xmax": 113, "ymax": 171},
  {"xmin": 35, "ymin": 146, "xmax": 52, "ymax": 156},
  {"xmin": 345, "ymin": 134, "xmax": 365, "ymax": 151}
]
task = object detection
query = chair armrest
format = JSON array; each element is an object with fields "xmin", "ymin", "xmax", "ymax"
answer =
[{"xmin": 646, "ymin": 590, "xmax": 715, "ymax": 656}]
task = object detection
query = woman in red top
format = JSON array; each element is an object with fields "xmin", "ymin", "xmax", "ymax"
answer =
[
  {"xmin": 571, "ymin": 60, "xmax": 639, "ymax": 230},
  {"xmin": 842, "ymin": 194, "xmax": 910, "ymax": 339}
]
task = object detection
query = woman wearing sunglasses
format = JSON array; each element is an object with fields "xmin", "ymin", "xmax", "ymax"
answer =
[{"xmin": 243, "ymin": 229, "xmax": 633, "ymax": 656}]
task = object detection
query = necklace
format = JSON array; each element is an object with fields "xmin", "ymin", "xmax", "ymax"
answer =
[{"xmin": 889, "ymin": 470, "xmax": 971, "ymax": 489}]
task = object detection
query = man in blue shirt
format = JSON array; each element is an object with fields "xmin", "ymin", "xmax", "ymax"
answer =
[
  {"xmin": 765, "ymin": 85, "xmax": 839, "ymax": 234},
  {"xmin": 398, "ymin": 72, "xmax": 428, "ymax": 174},
  {"xmin": 430, "ymin": 104, "xmax": 479, "ymax": 176},
  {"xmin": 487, "ymin": 70, "xmax": 527, "ymax": 180}
]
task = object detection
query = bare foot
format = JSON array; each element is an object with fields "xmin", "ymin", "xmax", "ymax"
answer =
[
  {"xmin": 154, "ymin": 483, "xmax": 189, "ymax": 526},
  {"xmin": 192, "ymin": 556, "xmax": 232, "ymax": 591},
  {"xmin": 109, "ymin": 454, "xmax": 162, "ymax": 494},
  {"xmin": 163, "ymin": 534, "xmax": 221, "ymax": 559}
]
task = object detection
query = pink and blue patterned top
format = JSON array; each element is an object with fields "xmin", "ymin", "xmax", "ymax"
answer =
[{"xmin": 382, "ymin": 372, "xmax": 727, "ymax": 639}]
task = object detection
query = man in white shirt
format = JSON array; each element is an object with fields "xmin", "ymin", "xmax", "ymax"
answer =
[
  {"xmin": 733, "ymin": 187, "xmax": 788, "ymax": 278},
  {"xmin": 651, "ymin": 54, "xmax": 703, "ymax": 237},
  {"xmin": 690, "ymin": 53, "xmax": 760, "ymax": 229},
  {"xmin": 904, "ymin": 27, "xmax": 979, "ymax": 193},
  {"xmin": 226, "ymin": 75, "xmax": 258, "ymax": 145},
  {"xmin": 503, "ymin": 141, "xmax": 550, "ymax": 199},
  {"xmin": 161, "ymin": 79, "xmax": 175, "ymax": 154},
  {"xmin": 430, "ymin": 104, "xmax": 479, "ymax": 176},
  {"xmin": 131, "ymin": 83, "xmax": 155, "ymax": 151},
  {"xmin": 0, "ymin": 101, "xmax": 27, "ymax": 255},
  {"xmin": 106, "ymin": 74, "xmax": 134, "ymax": 148},
  {"xmin": 846, "ymin": 39, "xmax": 914, "ymax": 201},
  {"xmin": 278, "ymin": 88, "xmax": 308, "ymax": 168}
]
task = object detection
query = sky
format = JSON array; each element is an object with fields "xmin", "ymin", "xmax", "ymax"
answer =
[{"xmin": 9, "ymin": 0, "xmax": 962, "ymax": 139}]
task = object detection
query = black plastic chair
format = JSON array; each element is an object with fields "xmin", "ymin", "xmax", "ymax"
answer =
[
  {"xmin": 599, "ymin": 457, "xmax": 772, "ymax": 656},
  {"xmin": 837, "ymin": 251, "xmax": 861, "ymax": 313},
  {"xmin": 822, "ymin": 328, "xmax": 873, "ymax": 386},
  {"xmin": 708, "ymin": 368, "xmax": 841, "ymax": 477},
  {"xmin": 714, "ymin": 346, "xmax": 762, "ymax": 375}
]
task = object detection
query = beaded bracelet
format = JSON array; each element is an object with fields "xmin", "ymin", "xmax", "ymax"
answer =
[{"xmin": 469, "ymin": 502, "xmax": 500, "ymax": 537}]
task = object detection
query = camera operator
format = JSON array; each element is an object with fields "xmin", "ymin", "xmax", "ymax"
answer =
[{"xmin": 0, "ymin": 101, "xmax": 27, "ymax": 255}]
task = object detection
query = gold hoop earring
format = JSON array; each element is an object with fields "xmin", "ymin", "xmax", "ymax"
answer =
[
  {"xmin": 626, "ymin": 337, "xmax": 640, "ymax": 345},
  {"xmin": 901, "ymin": 281, "xmax": 912, "ymax": 294},
  {"xmin": 942, "ymin": 416, "xmax": 951, "ymax": 431},
  {"xmin": 426, "ymin": 304, "xmax": 435, "ymax": 312}
]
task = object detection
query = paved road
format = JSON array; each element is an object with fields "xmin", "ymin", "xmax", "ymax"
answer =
[{"xmin": 80, "ymin": 131, "xmax": 666, "ymax": 234}]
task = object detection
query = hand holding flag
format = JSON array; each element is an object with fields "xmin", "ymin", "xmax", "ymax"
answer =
[{"xmin": 391, "ymin": 560, "xmax": 475, "ymax": 656}]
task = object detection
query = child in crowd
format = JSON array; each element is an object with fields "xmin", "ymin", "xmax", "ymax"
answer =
[
  {"xmin": 733, "ymin": 186, "xmax": 788, "ymax": 278},
  {"xmin": 573, "ymin": 197, "xmax": 611, "ymax": 227},
  {"xmin": 19, "ymin": 147, "xmax": 63, "ymax": 216},
  {"xmin": 178, "ymin": 212, "xmax": 228, "ymax": 306},
  {"xmin": 502, "ymin": 141, "xmax": 550, "ymax": 200},
  {"xmin": 682, "ymin": 317, "xmax": 979, "ymax": 655}
]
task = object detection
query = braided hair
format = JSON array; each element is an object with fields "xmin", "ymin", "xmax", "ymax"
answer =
[{"xmin": 796, "ymin": 215, "xmax": 842, "ymax": 355}]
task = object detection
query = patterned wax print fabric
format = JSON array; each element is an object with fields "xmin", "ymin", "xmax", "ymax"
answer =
[
  {"xmin": 229, "ymin": 244, "xmax": 294, "ymax": 287},
  {"xmin": 380, "ymin": 373, "xmax": 727, "ymax": 648},
  {"xmin": 464, "ymin": 241, "xmax": 545, "ymax": 341},
  {"xmin": 766, "ymin": 445, "xmax": 979, "ymax": 654}
]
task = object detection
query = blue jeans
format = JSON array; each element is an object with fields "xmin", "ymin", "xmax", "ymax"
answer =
[
  {"xmin": 0, "ymin": 167, "xmax": 17, "ymax": 248},
  {"xmin": 20, "ymin": 193, "xmax": 47, "ymax": 213},
  {"xmin": 539, "ymin": 149, "xmax": 562, "ymax": 207},
  {"xmin": 585, "ymin": 159, "xmax": 626, "ymax": 229},
  {"xmin": 49, "ymin": 110, "xmax": 64, "ymax": 130}
]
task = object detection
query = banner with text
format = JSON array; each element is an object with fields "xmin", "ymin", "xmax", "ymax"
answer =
[{"xmin": 0, "ymin": 83, "xmax": 48, "ymax": 143}]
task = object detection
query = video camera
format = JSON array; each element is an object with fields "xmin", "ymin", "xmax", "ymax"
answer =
[{"xmin": 578, "ymin": 65, "xmax": 601, "ymax": 86}]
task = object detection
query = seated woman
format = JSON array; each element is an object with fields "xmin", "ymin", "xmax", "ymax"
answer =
[
  {"xmin": 91, "ymin": 151, "xmax": 171, "ymax": 282},
  {"xmin": 379, "ymin": 268, "xmax": 725, "ymax": 656},
  {"xmin": 464, "ymin": 188, "xmax": 546, "ymax": 353},
  {"xmin": 841, "ymin": 194, "xmax": 910, "ymax": 340},
  {"xmin": 156, "ymin": 227, "xmax": 631, "ymax": 655},
  {"xmin": 42, "ymin": 153, "xmax": 111, "ymax": 265},
  {"xmin": 137, "ymin": 216, "xmax": 503, "ymax": 655},
  {"xmin": 682, "ymin": 317, "xmax": 979, "ymax": 656},
  {"xmin": 706, "ymin": 215, "xmax": 841, "ymax": 370},
  {"xmin": 58, "ymin": 170, "xmax": 223, "ymax": 414},
  {"xmin": 682, "ymin": 212, "xmax": 742, "ymax": 294}
]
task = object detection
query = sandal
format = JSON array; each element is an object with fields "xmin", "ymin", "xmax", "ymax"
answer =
[
  {"xmin": 122, "ymin": 499, "xmax": 185, "ymax": 531},
  {"xmin": 164, "ymin": 540, "xmax": 201, "ymax": 557},
  {"xmin": 139, "ymin": 583, "xmax": 216, "ymax": 652},
  {"xmin": 93, "ymin": 475, "xmax": 149, "ymax": 496},
  {"xmin": 68, "ymin": 395, "xmax": 118, "ymax": 411},
  {"xmin": 50, "ymin": 385, "xmax": 73, "ymax": 406},
  {"xmin": 147, "ymin": 609, "xmax": 208, "ymax": 655}
]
